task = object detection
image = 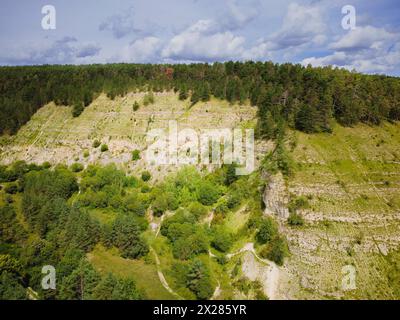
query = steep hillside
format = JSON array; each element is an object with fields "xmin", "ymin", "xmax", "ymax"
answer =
[
  {"xmin": 0, "ymin": 92, "xmax": 270, "ymax": 182},
  {"xmin": 271, "ymin": 122, "xmax": 400, "ymax": 299},
  {"xmin": 1, "ymin": 90, "xmax": 400, "ymax": 300}
]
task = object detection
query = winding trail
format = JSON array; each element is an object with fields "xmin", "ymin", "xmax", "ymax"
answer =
[
  {"xmin": 150, "ymin": 246, "xmax": 183, "ymax": 300},
  {"xmin": 151, "ymin": 213, "xmax": 280, "ymax": 299},
  {"xmin": 225, "ymin": 242, "xmax": 281, "ymax": 300},
  {"xmin": 211, "ymin": 281, "xmax": 221, "ymax": 300}
]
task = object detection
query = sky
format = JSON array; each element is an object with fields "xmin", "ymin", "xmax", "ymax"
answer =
[{"xmin": 0, "ymin": 0, "xmax": 399, "ymax": 76}]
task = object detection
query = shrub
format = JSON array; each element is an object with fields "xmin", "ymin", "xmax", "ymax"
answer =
[
  {"xmin": 287, "ymin": 212, "xmax": 304, "ymax": 226},
  {"xmin": 72, "ymin": 103, "xmax": 84, "ymax": 117},
  {"xmin": 112, "ymin": 214, "xmax": 149, "ymax": 259},
  {"xmin": 224, "ymin": 163, "xmax": 238, "ymax": 186},
  {"xmin": 211, "ymin": 227, "xmax": 233, "ymax": 252},
  {"xmin": 197, "ymin": 182, "xmax": 219, "ymax": 206},
  {"xmin": 42, "ymin": 162, "xmax": 51, "ymax": 169},
  {"xmin": 152, "ymin": 194, "xmax": 168, "ymax": 217},
  {"xmin": 256, "ymin": 217, "xmax": 278, "ymax": 244},
  {"xmin": 132, "ymin": 101, "xmax": 140, "ymax": 111},
  {"xmin": 4, "ymin": 183, "xmax": 18, "ymax": 194},
  {"xmin": 188, "ymin": 202, "xmax": 207, "ymax": 219},
  {"xmin": 260, "ymin": 236, "xmax": 289, "ymax": 266},
  {"xmin": 227, "ymin": 192, "xmax": 241, "ymax": 209},
  {"xmin": 92, "ymin": 140, "xmax": 101, "ymax": 148},
  {"xmin": 214, "ymin": 198, "xmax": 229, "ymax": 215},
  {"xmin": 186, "ymin": 258, "xmax": 213, "ymax": 299},
  {"xmin": 131, "ymin": 150, "xmax": 140, "ymax": 161},
  {"xmin": 100, "ymin": 144, "xmax": 109, "ymax": 152},
  {"xmin": 141, "ymin": 171, "xmax": 151, "ymax": 182},
  {"xmin": 288, "ymin": 196, "xmax": 309, "ymax": 213},
  {"xmin": 70, "ymin": 163, "xmax": 84, "ymax": 173},
  {"xmin": 143, "ymin": 92, "xmax": 155, "ymax": 106},
  {"xmin": 83, "ymin": 150, "xmax": 90, "ymax": 158},
  {"xmin": 172, "ymin": 231, "xmax": 209, "ymax": 260}
]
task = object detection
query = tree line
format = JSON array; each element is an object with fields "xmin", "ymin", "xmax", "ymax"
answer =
[{"xmin": 1, "ymin": 62, "xmax": 399, "ymax": 136}]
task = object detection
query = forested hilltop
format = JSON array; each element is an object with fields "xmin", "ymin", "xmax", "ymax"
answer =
[{"xmin": 1, "ymin": 62, "xmax": 400, "ymax": 136}]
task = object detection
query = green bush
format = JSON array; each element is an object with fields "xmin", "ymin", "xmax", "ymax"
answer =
[
  {"xmin": 141, "ymin": 171, "xmax": 151, "ymax": 182},
  {"xmin": 112, "ymin": 214, "xmax": 149, "ymax": 259},
  {"xmin": 287, "ymin": 212, "xmax": 304, "ymax": 226},
  {"xmin": 72, "ymin": 103, "xmax": 84, "ymax": 117},
  {"xmin": 172, "ymin": 231, "xmax": 209, "ymax": 260},
  {"xmin": 132, "ymin": 101, "xmax": 140, "ymax": 111},
  {"xmin": 288, "ymin": 196, "xmax": 309, "ymax": 213},
  {"xmin": 224, "ymin": 163, "xmax": 238, "ymax": 186},
  {"xmin": 188, "ymin": 202, "xmax": 207, "ymax": 219},
  {"xmin": 256, "ymin": 217, "xmax": 278, "ymax": 244},
  {"xmin": 143, "ymin": 92, "xmax": 155, "ymax": 106},
  {"xmin": 260, "ymin": 236, "xmax": 289, "ymax": 266},
  {"xmin": 197, "ymin": 182, "xmax": 219, "ymax": 206},
  {"xmin": 152, "ymin": 194, "xmax": 168, "ymax": 217},
  {"xmin": 186, "ymin": 258, "xmax": 213, "ymax": 299},
  {"xmin": 70, "ymin": 163, "xmax": 84, "ymax": 173},
  {"xmin": 4, "ymin": 183, "xmax": 18, "ymax": 194},
  {"xmin": 100, "ymin": 144, "xmax": 109, "ymax": 152},
  {"xmin": 211, "ymin": 226, "xmax": 233, "ymax": 252},
  {"xmin": 83, "ymin": 150, "xmax": 90, "ymax": 158},
  {"xmin": 131, "ymin": 149, "xmax": 140, "ymax": 161},
  {"xmin": 92, "ymin": 140, "xmax": 101, "ymax": 148},
  {"xmin": 42, "ymin": 161, "xmax": 51, "ymax": 169},
  {"xmin": 227, "ymin": 192, "xmax": 241, "ymax": 209}
]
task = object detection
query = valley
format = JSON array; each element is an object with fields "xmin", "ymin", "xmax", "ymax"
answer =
[{"xmin": 1, "ymin": 91, "xmax": 399, "ymax": 300}]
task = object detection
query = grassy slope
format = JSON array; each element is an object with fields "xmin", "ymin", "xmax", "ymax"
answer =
[
  {"xmin": 283, "ymin": 121, "xmax": 400, "ymax": 299},
  {"xmin": 88, "ymin": 245, "xmax": 176, "ymax": 300},
  {"xmin": 0, "ymin": 92, "xmax": 257, "ymax": 183}
]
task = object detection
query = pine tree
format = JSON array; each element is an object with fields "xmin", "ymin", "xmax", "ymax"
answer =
[
  {"xmin": 179, "ymin": 84, "xmax": 188, "ymax": 100},
  {"xmin": 187, "ymin": 259, "xmax": 213, "ymax": 299},
  {"xmin": 200, "ymin": 82, "xmax": 211, "ymax": 102}
]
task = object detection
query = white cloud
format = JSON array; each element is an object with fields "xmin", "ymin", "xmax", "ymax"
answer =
[
  {"xmin": 265, "ymin": 3, "xmax": 327, "ymax": 51},
  {"xmin": 302, "ymin": 51, "xmax": 348, "ymax": 68},
  {"xmin": 330, "ymin": 26, "xmax": 397, "ymax": 51},
  {"xmin": 219, "ymin": 0, "xmax": 260, "ymax": 30},
  {"xmin": 0, "ymin": 37, "xmax": 101, "ymax": 65},
  {"xmin": 162, "ymin": 19, "xmax": 246, "ymax": 61},
  {"xmin": 117, "ymin": 37, "xmax": 162, "ymax": 63},
  {"xmin": 302, "ymin": 26, "xmax": 400, "ymax": 74},
  {"xmin": 241, "ymin": 41, "xmax": 271, "ymax": 60},
  {"xmin": 99, "ymin": 6, "xmax": 158, "ymax": 40}
]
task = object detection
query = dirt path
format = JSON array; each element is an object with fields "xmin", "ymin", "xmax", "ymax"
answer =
[
  {"xmin": 27, "ymin": 287, "xmax": 39, "ymax": 300},
  {"xmin": 226, "ymin": 242, "xmax": 281, "ymax": 300},
  {"xmin": 204, "ymin": 210, "xmax": 214, "ymax": 227},
  {"xmin": 150, "ymin": 247, "xmax": 183, "ymax": 300},
  {"xmin": 265, "ymin": 262, "xmax": 280, "ymax": 300},
  {"xmin": 211, "ymin": 281, "xmax": 221, "ymax": 300},
  {"xmin": 149, "ymin": 210, "xmax": 185, "ymax": 300}
]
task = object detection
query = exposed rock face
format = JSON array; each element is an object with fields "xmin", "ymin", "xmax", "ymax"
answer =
[
  {"xmin": 241, "ymin": 251, "xmax": 280, "ymax": 300},
  {"xmin": 262, "ymin": 171, "xmax": 289, "ymax": 220}
]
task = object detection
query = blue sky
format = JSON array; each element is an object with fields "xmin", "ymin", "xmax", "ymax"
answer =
[{"xmin": 1, "ymin": 0, "xmax": 399, "ymax": 75}]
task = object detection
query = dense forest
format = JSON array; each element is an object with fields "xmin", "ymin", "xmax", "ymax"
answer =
[{"xmin": 1, "ymin": 62, "xmax": 400, "ymax": 136}]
